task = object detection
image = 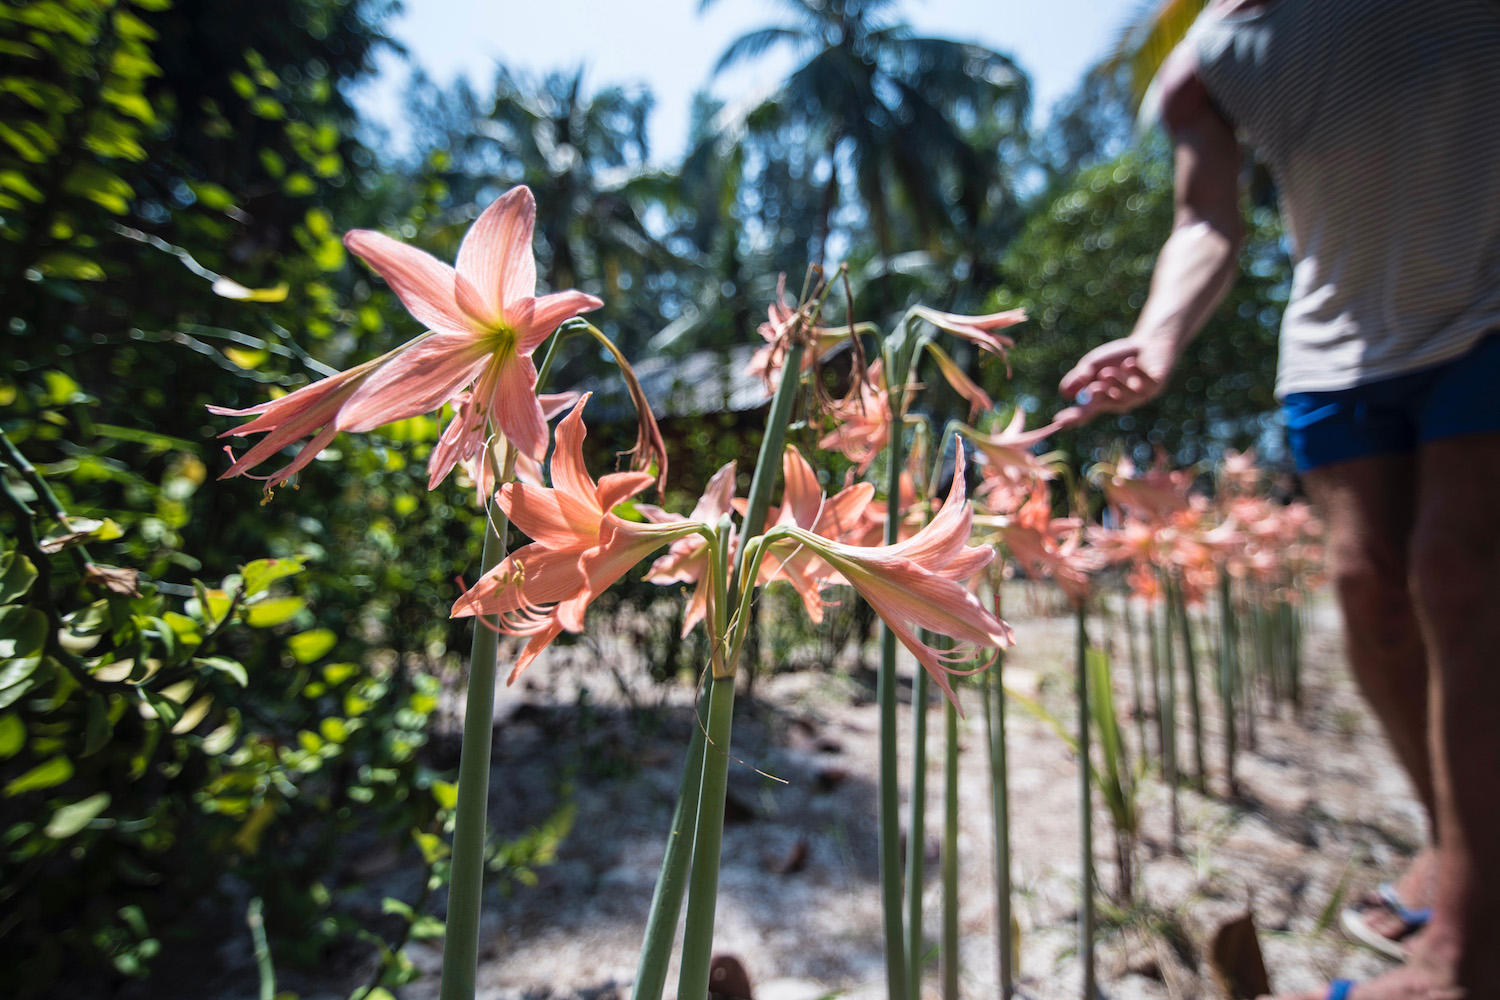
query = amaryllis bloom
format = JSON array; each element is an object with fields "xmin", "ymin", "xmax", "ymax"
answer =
[
  {"xmin": 746, "ymin": 274, "xmax": 864, "ymax": 388},
  {"xmin": 754, "ymin": 447, "xmax": 875, "ymax": 620},
  {"xmin": 911, "ymin": 304, "xmax": 1027, "ymax": 359},
  {"xmin": 210, "ymin": 185, "xmax": 602, "ymax": 489},
  {"xmin": 818, "ymin": 359, "xmax": 893, "ymax": 473},
  {"xmin": 639, "ymin": 461, "xmax": 738, "ymax": 638},
  {"xmin": 1090, "ymin": 456, "xmax": 1192, "ymax": 522},
  {"xmin": 762, "ymin": 449, "xmax": 1012, "ymax": 710},
  {"xmin": 452, "ymin": 395, "xmax": 703, "ymax": 682}
]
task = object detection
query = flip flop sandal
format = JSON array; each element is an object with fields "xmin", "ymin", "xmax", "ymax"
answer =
[
  {"xmin": 1339, "ymin": 881, "xmax": 1431, "ymax": 961},
  {"xmin": 1327, "ymin": 979, "xmax": 1356, "ymax": 1000}
]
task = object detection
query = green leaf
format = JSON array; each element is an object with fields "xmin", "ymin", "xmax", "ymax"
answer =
[
  {"xmin": 83, "ymin": 693, "xmax": 113, "ymax": 756},
  {"xmin": 0, "ymin": 713, "xmax": 24, "ymax": 758},
  {"xmin": 4, "ymin": 756, "xmax": 74, "ymax": 796},
  {"xmin": 0, "ymin": 551, "xmax": 37, "ymax": 603},
  {"xmin": 241, "ymin": 557, "xmax": 305, "ymax": 597},
  {"xmin": 430, "ymin": 780, "xmax": 458, "ymax": 811},
  {"xmin": 140, "ymin": 689, "xmax": 182, "ymax": 727},
  {"xmin": 62, "ymin": 164, "xmax": 135, "ymax": 213},
  {"xmin": 409, "ymin": 915, "xmax": 446, "ymax": 940},
  {"xmin": 282, "ymin": 172, "xmax": 316, "ymax": 197},
  {"xmin": 244, "ymin": 597, "xmax": 304, "ymax": 628},
  {"xmin": 0, "ymin": 605, "xmax": 47, "ymax": 675},
  {"xmin": 0, "ymin": 678, "xmax": 36, "ymax": 709},
  {"xmin": 0, "ymin": 169, "xmax": 43, "ymax": 202},
  {"xmin": 286, "ymin": 628, "xmax": 336, "ymax": 664},
  {"xmin": 318, "ymin": 716, "xmax": 349, "ymax": 743},
  {"xmin": 45, "ymin": 792, "xmax": 110, "ymax": 838},
  {"xmin": 36, "ymin": 252, "xmax": 106, "ymax": 281},
  {"xmin": 211, "ymin": 276, "xmax": 289, "ymax": 303},
  {"xmin": 195, "ymin": 656, "xmax": 248, "ymax": 687},
  {"xmin": 322, "ymin": 662, "xmax": 358, "ymax": 685},
  {"xmin": 380, "ymin": 897, "xmax": 414, "ymax": 920}
]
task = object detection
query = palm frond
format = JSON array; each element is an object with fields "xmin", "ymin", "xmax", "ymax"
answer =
[
  {"xmin": 712, "ymin": 26, "xmax": 809, "ymax": 76},
  {"xmin": 1105, "ymin": 0, "xmax": 1212, "ymax": 109}
]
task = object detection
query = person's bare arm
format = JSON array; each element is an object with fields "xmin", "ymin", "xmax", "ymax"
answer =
[{"xmin": 1054, "ymin": 45, "xmax": 1245, "ymax": 427}]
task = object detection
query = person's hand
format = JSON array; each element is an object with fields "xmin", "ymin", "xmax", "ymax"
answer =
[{"xmin": 1054, "ymin": 334, "xmax": 1180, "ymax": 429}]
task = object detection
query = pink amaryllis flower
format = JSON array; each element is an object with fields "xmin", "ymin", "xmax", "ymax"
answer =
[
  {"xmin": 761, "ymin": 448, "xmax": 1012, "ymax": 710},
  {"xmin": 817, "ymin": 359, "xmax": 893, "ymax": 473},
  {"xmin": 452, "ymin": 395, "xmax": 705, "ymax": 682},
  {"xmin": 210, "ymin": 185, "xmax": 603, "ymax": 489},
  {"xmin": 753, "ymin": 446, "xmax": 876, "ymax": 621},
  {"xmin": 911, "ymin": 304, "xmax": 1027, "ymax": 361},
  {"xmin": 639, "ymin": 461, "xmax": 739, "ymax": 638}
]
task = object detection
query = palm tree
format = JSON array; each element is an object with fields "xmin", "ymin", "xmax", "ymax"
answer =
[
  {"xmin": 408, "ymin": 67, "xmax": 682, "ymax": 359},
  {"xmin": 1105, "ymin": 0, "xmax": 1211, "ymax": 109},
  {"xmin": 702, "ymin": 0, "xmax": 1029, "ymax": 267}
]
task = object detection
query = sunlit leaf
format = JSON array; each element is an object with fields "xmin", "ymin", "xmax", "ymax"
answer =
[
  {"xmin": 241, "ymin": 557, "xmax": 305, "ymax": 597},
  {"xmin": 4, "ymin": 756, "xmax": 74, "ymax": 796},
  {"xmin": 45, "ymin": 792, "xmax": 110, "ymax": 838},
  {"xmin": 0, "ymin": 551, "xmax": 37, "ymax": 603},
  {"xmin": 211, "ymin": 276, "xmax": 289, "ymax": 303},
  {"xmin": 0, "ymin": 713, "xmax": 24, "ymax": 758},
  {"xmin": 244, "ymin": 597, "xmax": 305, "ymax": 628},
  {"xmin": 286, "ymin": 628, "xmax": 336, "ymax": 664}
]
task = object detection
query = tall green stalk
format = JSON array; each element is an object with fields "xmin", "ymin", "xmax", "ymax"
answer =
[
  {"xmin": 942, "ymin": 694, "xmax": 961, "ymax": 1000},
  {"xmin": 906, "ymin": 668, "xmax": 930, "ymax": 1000},
  {"xmin": 668, "ymin": 326, "xmax": 805, "ymax": 999},
  {"xmin": 1144, "ymin": 595, "xmax": 1164, "ymax": 765},
  {"xmin": 441, "ymin": 509, "xmax": 507, "ymax": 1000},
  {"xmin": 981, "ymin": 597, "xmax": 1014, "ymax": 998},
  {"xmin": 1075, "ymin": 601, "xmax": 1096, "ymax": 1000},
  {"xmin": 1122, "ymin": 594, "xmax": 1150, "ymax": 763},
  {"xmin": 1173, "ymin": 579, "xmax": 1207, "ymax": 794},
  {"xmin": 675, "ymin": 673, "xmax": 738, "ymax": 1000},
  {"xmin": 1218, "ymin": 573, "xmax": 1239, "ymax": 797},
  {"xmin": 631, "ymin": 684, "xmax": 709, "ymax": 1000},
  {"xmin": 1159, "ymin": 578, "xmax": 1180, "ymax": 848},
  {"xmin": 877, "ymin": 333, "xmax": 914, "ymax": 1000}
]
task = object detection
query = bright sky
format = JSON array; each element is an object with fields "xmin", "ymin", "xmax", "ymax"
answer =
[{"xmin": 353, "ymin": 0, "xmax": 1140, "ymax": 163}]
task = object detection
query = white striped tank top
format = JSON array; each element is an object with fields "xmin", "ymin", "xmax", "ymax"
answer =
[{"xmin": 1186, "ymin": 0, "xmax": 1500, "ymax": 396}]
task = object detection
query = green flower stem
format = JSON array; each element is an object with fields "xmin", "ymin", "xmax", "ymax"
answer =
[
  {"xmin": 675, "ymin": 672, "xmax": 737, "ymax": 1000},
  {"xmin": 632, "ymin": 683, "xmax": 710, "ymax": 1000},
  {"xmin": 636, "ymin": 525, "xmax": 731, "ymax": 1000},
  {"xmin": 941, "ymin": 692, "xmax": 960, "ymax": 1000},
  {"xmin": 731, "ymin": 340, "xmax": 805, "ymax": 593},
  {"xmin": 1218, "ymin": 572, "xmax": 1239, "ymax": 796},
  {"xmin": 1160, "ymin": 576, "xmax": 1181, "ymax": 848},
  {"xmin": 981, "ymin": 587, "xmax": 1014, "ymax": 998},
  {"xmin": 1144, "ymin": 595, "xmax": 1164, "ymax": 766},
  {"xmin": 1174, "ymin": 579, "xmax": 1207, "ymax": 794},
  {"xmin": 906, "ymin": 667, "xmax": 930, "ymax": 1000},
  {"xmin": 1122, "ymin": 592, "xmax": 1150, "ymax": 763},
  {"xmin": 1075, "ymin": 601, "xmax": 1096, "ymax": 1000},
  {"xmin": 877, "ymin": 331, "xmax": 915, "ymax": 1000},
  {"xmin": 441, "ymin": 508, "xmax": 508, "ymax": 1000}
]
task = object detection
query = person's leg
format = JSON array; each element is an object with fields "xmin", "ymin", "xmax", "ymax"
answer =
[
  {"xmin": 1303, "ymin": 455, "xmax": 1435, "ymax": 817},
  {"xmin": 1406, "ymin": 430, "xmax": 1500, "ymax": 994},
  {"xmin": 1301, "ymin": 455, "xmax": 1439, "ymax": 945}
]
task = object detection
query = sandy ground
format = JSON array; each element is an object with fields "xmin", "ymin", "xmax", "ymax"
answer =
[{"xmin": 349, "ymin": 582, "xmax": 1425, "ymax": 1000}]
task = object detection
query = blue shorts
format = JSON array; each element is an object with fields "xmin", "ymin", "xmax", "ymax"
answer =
[{"xmin": 1283, "ymin": 334, "xmax": 1500, "ymax": 474}]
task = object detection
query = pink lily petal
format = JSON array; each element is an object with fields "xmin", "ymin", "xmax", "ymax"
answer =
[
  {"xmin": 510, "ymin": 290, "xmax": 605, "ymax": 355},
  {"xmin": 343, "ymin": 229, "xmax": 475, "ymax": 336},
  {"xmin": 486, "ymin": 352, "xmax": 549, "ymax": 461},
  {"xmin": 455, "ymin": 186, "xmax": 537, "ymax": 326},
  {"xmin": 337, "ymin": 332, "xmax": 491, "ymax": 433}
]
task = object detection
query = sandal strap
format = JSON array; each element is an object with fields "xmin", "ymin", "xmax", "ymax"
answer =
[{"xmin": 1377, "ymin": 881, "xmax": 1433, "ymax": 930}]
